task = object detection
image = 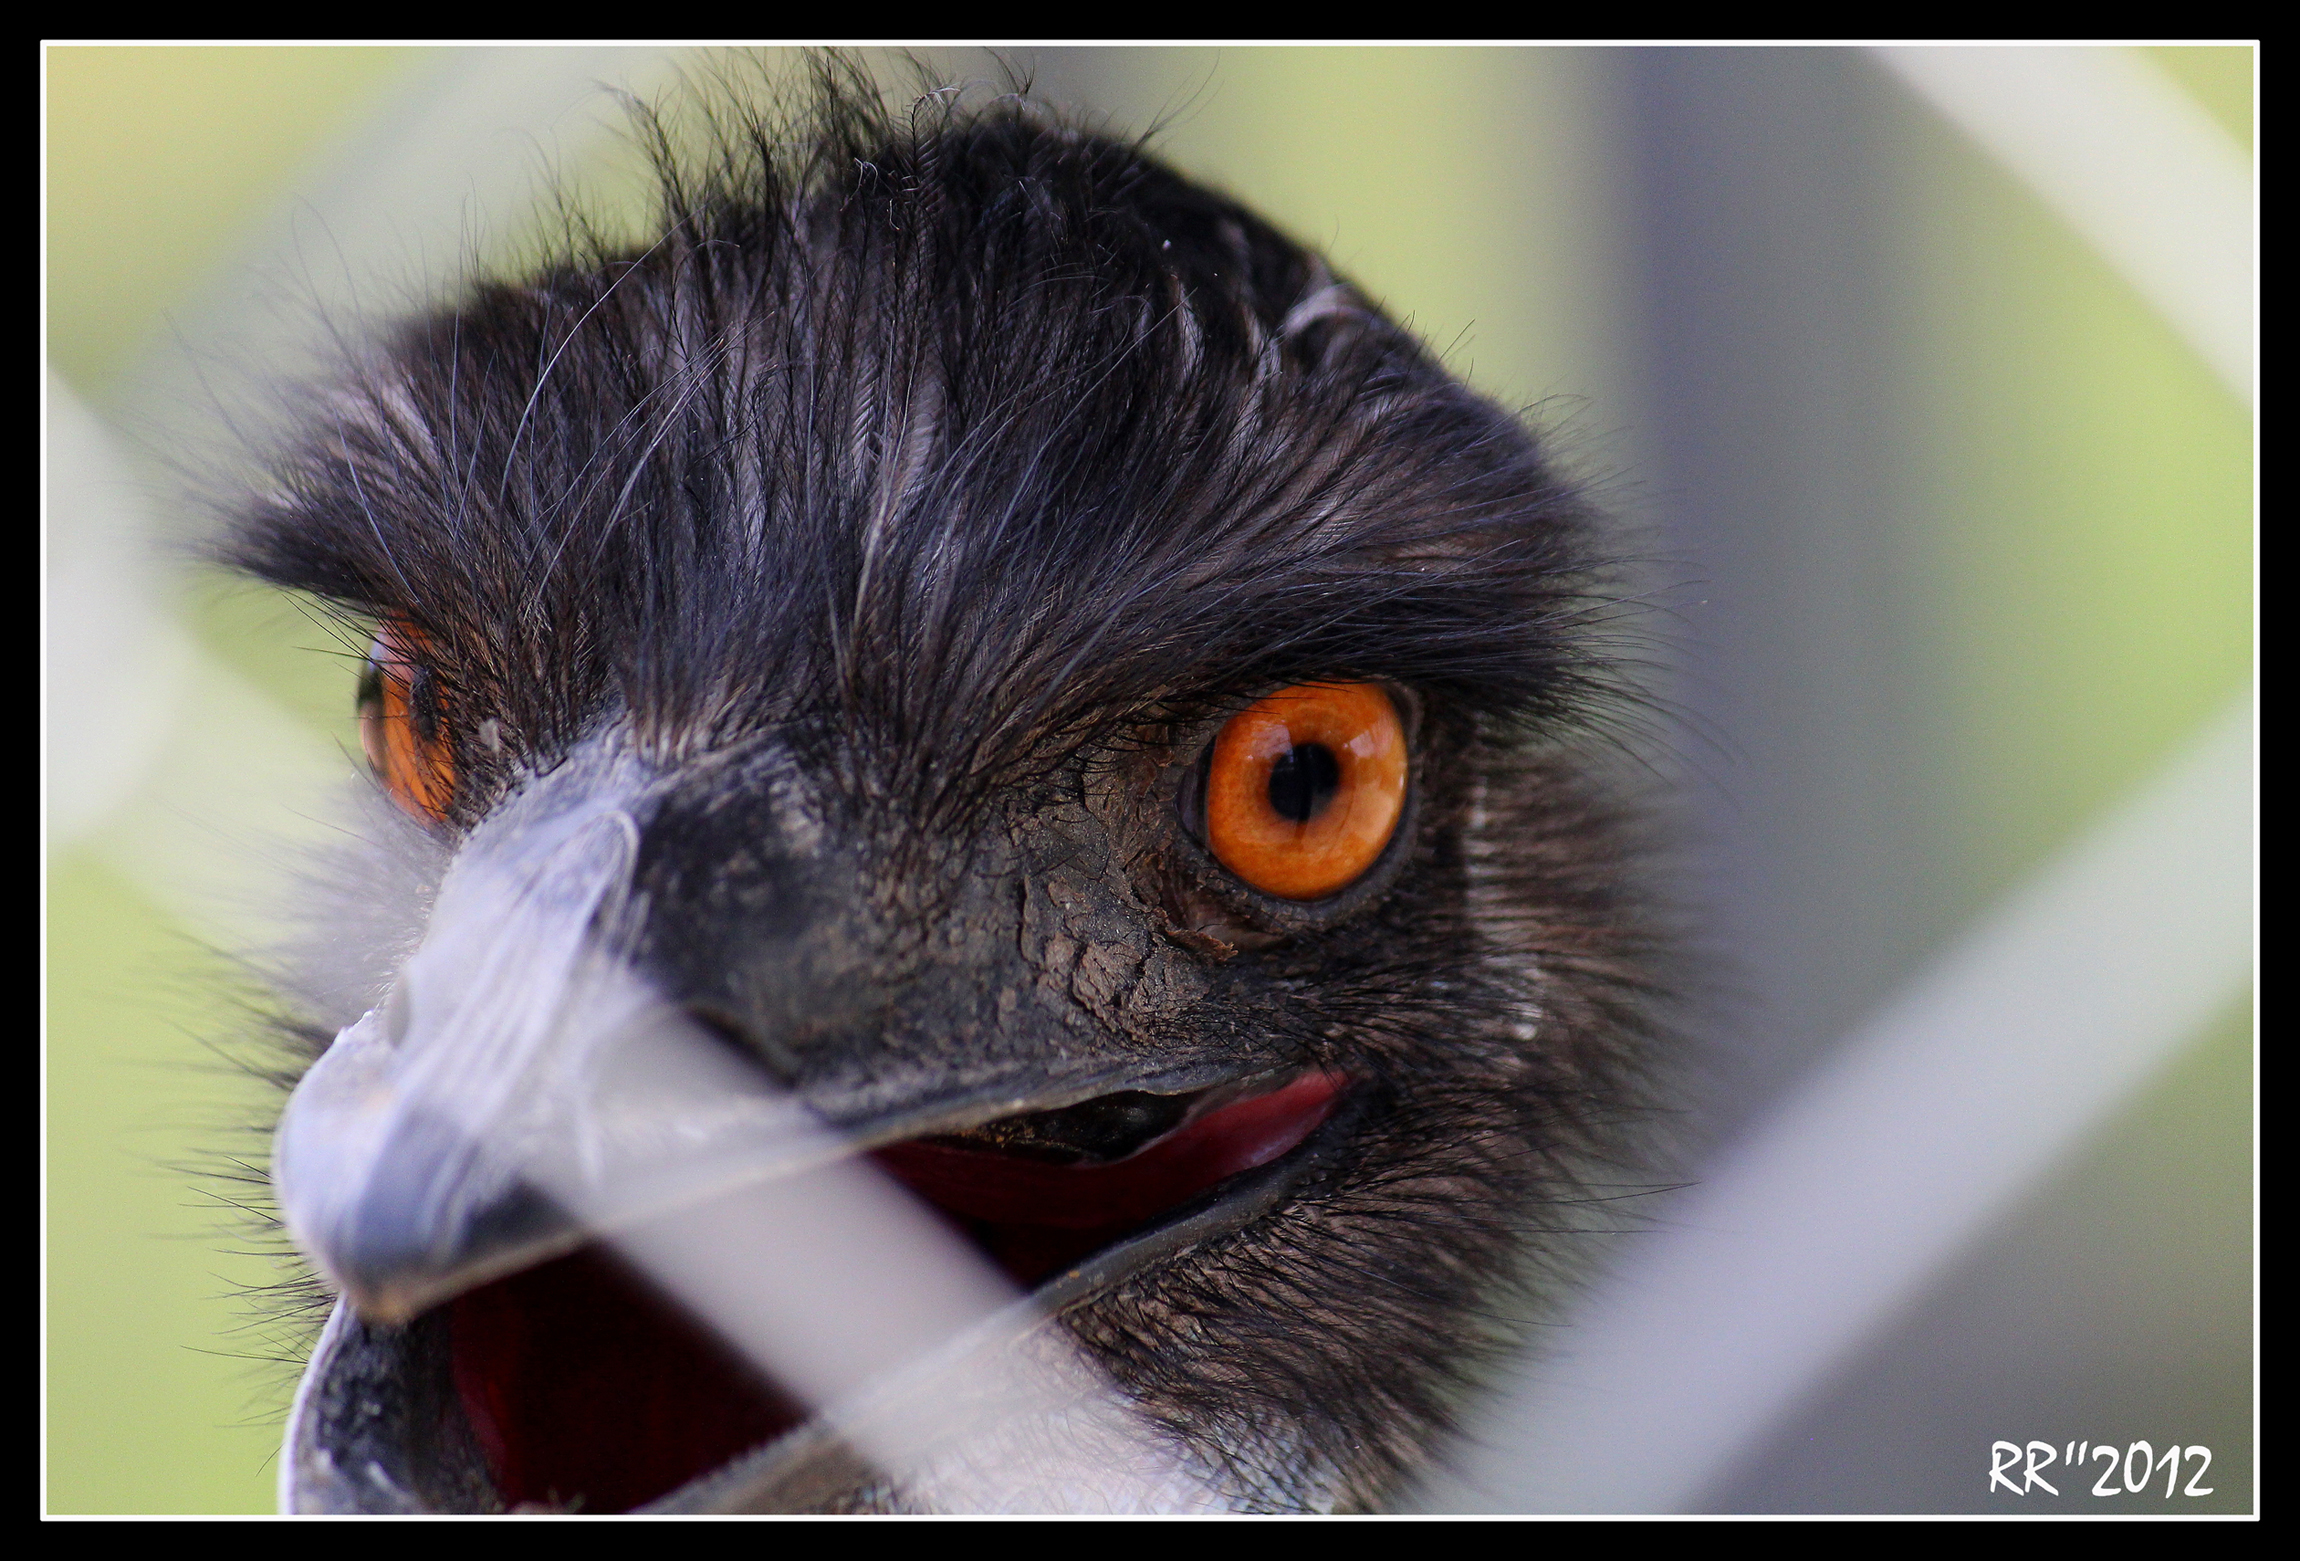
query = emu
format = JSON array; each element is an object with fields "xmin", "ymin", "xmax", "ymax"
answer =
[{"xmin": 224, "ymin": 67, "xmax": 1668, "ymax": 1513}]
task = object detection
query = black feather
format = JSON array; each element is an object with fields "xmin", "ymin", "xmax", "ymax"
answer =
[{"xmin": 216, "ymin": 57, "xmax": 1678, "ymax": 1511}]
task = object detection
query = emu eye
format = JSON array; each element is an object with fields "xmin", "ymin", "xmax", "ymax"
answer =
[
  {"xmin": 1204, "ymin": 682, "xmax": 1408, "ymax": 901},
  {"xmin": 357, "ymin": 618, "xmax": 454, "ymax": 823}
]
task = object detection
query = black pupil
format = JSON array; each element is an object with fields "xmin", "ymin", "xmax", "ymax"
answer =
[{"xmin": 1267, "ymin": 742, "xmax": 1342, "ymax": 824}]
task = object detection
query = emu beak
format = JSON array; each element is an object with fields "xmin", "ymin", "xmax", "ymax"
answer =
[
  {"xmin": 271, "ymin": 743, "xmax": 1353, "ymax": 1512},
  {"xmin": 272, "ymin": 752, "xmax": 849, "ymax": 1325},
  {"xmin": 270, "ymin": 741, "xmax": 1323, "ymax": 1326},
  {"xmin": 268, "ymin": 768, "xmax": 1236, "ymax": 1511}
]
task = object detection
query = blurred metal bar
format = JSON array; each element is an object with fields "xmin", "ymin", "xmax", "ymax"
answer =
[
  {"xmin": 44, "ymin": 372, "xmax": 187, "ymax": 846},
  {"xmin": 61, "ymin": 46, "xmax": 2253, "ymax": 1513},
  {"xmin": 1410, "ymin": 44, "xmax": 2253, "ymax": 1512},
  {"xmin": 114, "ymin": 47, "xmax": 690, "ymax": 443},
  {"xmin": 46, "ymin": 371, "xmax": 345, "ymax": 946},
  {"xmin": 1416, "ymin": 687, "xmax": 2251, "ymax": 1512},
  {"xmin": 278, "ymin": 808, "xmax": 1226, "ymax": 1511},
  {"xmin": 1611, "ymin": 46, "xmax": 1948, "ymax": 1139},
  {"xmin": 578, "ymin": 1027, "xmax": 1232, "ymax": 1512},
  {"xmin": 71, "ymin": 48, "xmax": 1229, "ymax": 1513},
  {"xmin": 1872, "ymin": 46, "xmax": 2254, "ymax": 408},
  {"xmin": 62, "ymin": 49, "xmax": 693, "ymax": 929}
]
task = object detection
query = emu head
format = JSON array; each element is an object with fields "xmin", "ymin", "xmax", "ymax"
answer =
[{"xmin": 226, "ymin": 77, "xmax": 1664, "ymax": 1513}]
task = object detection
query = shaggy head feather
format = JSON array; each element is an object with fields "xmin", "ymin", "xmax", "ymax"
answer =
[{"xmin": 216, "ymin": 60, "xmax": 1673, "ymax": 1512}]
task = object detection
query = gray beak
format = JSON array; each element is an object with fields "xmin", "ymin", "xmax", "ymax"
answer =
[
  {"xmin": 267, "ymin": 746, "xmax": 1235, "ymax": 1514},
  {"xmin": 267, "ymin": 739, "xmax": 1274, "ymax": 1514},
  {"xmin": 270, "ymin": 752, "xmax": 838, "ymax": 1324}
]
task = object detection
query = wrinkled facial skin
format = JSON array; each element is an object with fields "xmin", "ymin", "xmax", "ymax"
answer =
[
  {"xmin": 629, "ymin": 704, "xmax": 1442, "ymax": 1129},
  {"xmin": 224, "ymin": 68, "xmax": 1668, "ymax": 1514}
]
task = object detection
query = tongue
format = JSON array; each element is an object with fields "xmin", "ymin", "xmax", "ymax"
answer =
[{"xmin": 873, "ymin": 1071, "xmax": 1347, "ymax": 1283}]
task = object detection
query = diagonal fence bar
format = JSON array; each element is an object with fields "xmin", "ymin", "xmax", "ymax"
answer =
[
  {"xmin": 1870, "ymin": 45, "xmax": 2254, "ymax": 408},
  {"xmin": 1414, "ymin": 689, "xmax": 2251, "ymax": 1512},
  {"xmin": 272, "ymin": 763, "xmax": 1232, "ymax": 1512},
  {"xmin": 50, "ymin": 46, "xmax": 2254, "ymax": 1514},
  {"xmin": 1406, "ymin": 44, "xmax": 2254, "ymax": 1514}
]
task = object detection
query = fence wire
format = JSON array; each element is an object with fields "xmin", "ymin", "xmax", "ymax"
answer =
[{"xmin": 44, "ymin": 44, "xmax": 2254, "ymax": 1514}]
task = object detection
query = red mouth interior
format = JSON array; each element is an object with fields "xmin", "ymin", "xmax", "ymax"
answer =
[{"xmin": 447, "ymin": 1072, "xmax": 1345, "ymax": 1512}]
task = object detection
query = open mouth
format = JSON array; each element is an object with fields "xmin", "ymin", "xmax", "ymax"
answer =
[{"xmin": 439, "ymin": 1070, "xmax": 1350, "ymax": 1512}]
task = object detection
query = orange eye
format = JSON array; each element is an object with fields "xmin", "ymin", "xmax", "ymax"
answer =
[
  {"xmin": 357, "ymin": 618, "xmax": 454, "ymax": 823},
  {"xmin": 1204, "ymin": 682, "xmax": 1408, "ymax": 901}
]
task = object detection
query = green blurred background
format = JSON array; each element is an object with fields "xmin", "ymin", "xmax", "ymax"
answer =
[{"xmin": 46, "ymin": 46, "xmax": 2252, "ymax": 1513}]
